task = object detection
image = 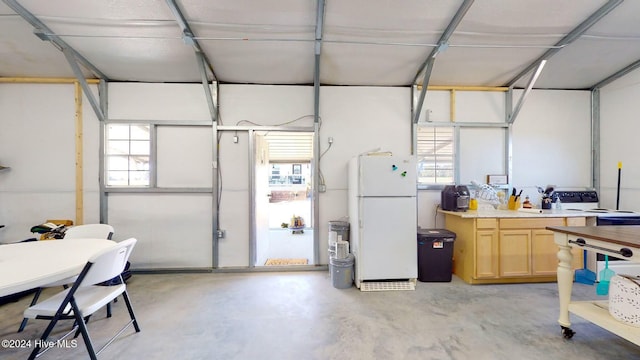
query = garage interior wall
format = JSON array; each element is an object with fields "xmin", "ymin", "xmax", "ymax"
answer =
[
  {"xmin": 107, "ymin": 83, "xmax": 213, "ymax": 269},
  {"xmin": 0, "ymin": 83, "xmax": 101, "ymax": 237},
  {"xmin": 600, "ymin": 67, "xmax": 640, "ymax": 211},
  {"xmin": 0, "ymin": 82, "xmax": 594, "ymax": 269},
  {"xmin": 217, "ymin": 85, "xmax": 314, "ymax": 268}
]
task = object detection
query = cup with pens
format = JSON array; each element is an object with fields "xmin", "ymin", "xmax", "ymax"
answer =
[{"xmin": 508, "ymin": 188, "xmax": 523, "ymax": 210}]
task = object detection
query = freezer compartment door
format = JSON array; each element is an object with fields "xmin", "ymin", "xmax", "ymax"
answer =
[
  {"xmin": 357, "ymin": 197, "xmax": 417, "ymax": 281},
  {"xmin": 357, "ymin": 155, "xmax": 417, "ymax": 197}
]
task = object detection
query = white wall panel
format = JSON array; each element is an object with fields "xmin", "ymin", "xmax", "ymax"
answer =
[
  {"xmin": 419, "ymin": 90, "xmax": 505, "ymax": 123},
  {"xmin": 0, "ymin": 193, "xmax": 76, "ymax": 242},
  {"xmin": 459, "ymin": 127, "xmax": 505, "ymax": 185},
  {"xmin": 108, "ymin": 83, "xmax": 212, "ymax": 121},
  {"xmin": 319, "ymin": 86, "xmax": 412, "ymax": 190},
  {"xmin": 108, "ymin": 193, "xmax": 213, "ymax": 269},
  {"xmin": 0, "ymin": 83, "xmax": 101, "ymax": 243},
  {"xmin": 420, "ymin": 90, "xmax": 449, "ymax": 122},
  {"xmin": 317, "ymin": 189, "xmax": 348, "ymax": 265},
  {"xmin": 81, "ymin": 87, "xmax": 102, "ymax": 225},
  {"xmin": 456, "ymin": 91, "xmax": 505, "ymax": 123},
  {"xmin": 511, "ymin": 90, "xmax": 591, "ymax": 192},
  {"xmin": 217, "ymin": 190, "xmax": 250, "ymax": 268},
  {"xmin": 600, "ymin": 68, "xmax": 640, "ymax": 211},
  {"xmin": 104, "ymin": 83, "xmax": 216, "ymax": 267},
  {"xmin": 217, "ymin": 130, "xmax": 250, "ymax": 268},
  {"xmin": 220, "ymin": 85, "xmax": 314, "ymax": 126},
  {"xmin": 418, "ymin": 191, "xmax": 442, "ymax": 229},
  {"xmin": 157, "ymin": 126, "xmax": 213, "ymax": 187},
  {"xmin": 0, "ymin": 84, "xmax": 75, "ymax": 191}
]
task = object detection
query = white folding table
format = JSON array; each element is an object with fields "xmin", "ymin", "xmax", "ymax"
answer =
[{"xmin": 0, "ymin": 238, "xmax": 116, "ymax": 297}]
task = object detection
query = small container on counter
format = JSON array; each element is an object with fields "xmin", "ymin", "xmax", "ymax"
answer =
[
  {"xmin": 469, "ymin": 198, "xmax": 478, "ymax": 210},
  {"xmin": 522, "ymin": 196, "xmax": 532, "ymax": 209}
]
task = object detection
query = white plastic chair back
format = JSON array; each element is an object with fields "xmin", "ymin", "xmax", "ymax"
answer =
[
  {"xmin": 17, "ymin": 224, "xmax": 117, "ymax": 332},
  {"xmin": 64, "ymin": 224, "xmax": 115, "ymax": 240},
  {"xmin": 80, "ymin": 238, "xmax": 136, "ymax": 287},
  {"xmin": 23, "ymin": 237, "xmax": 140, "ymax": 358}
]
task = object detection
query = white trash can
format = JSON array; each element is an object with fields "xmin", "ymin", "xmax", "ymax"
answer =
[
  {"xmin": 330, "ymin": 254, "xmax": 355, "ymax": 289},
  {"xmin": 328, "ymin": 220, "xmax": 350, "ymax": 259}
]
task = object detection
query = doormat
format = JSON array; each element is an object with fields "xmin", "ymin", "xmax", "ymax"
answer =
[{"xmin": 264, "ymin": 258, "xmax": 308, "ymax": 266}]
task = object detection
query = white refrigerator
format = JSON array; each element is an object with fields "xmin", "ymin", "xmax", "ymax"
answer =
[{"xmin": 348, "ymin": 155, "xmax": 417, "ymax": 289}]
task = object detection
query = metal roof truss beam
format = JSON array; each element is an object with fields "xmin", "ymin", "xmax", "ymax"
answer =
[
  {"xmin": 592, "ymin": 58, "xmax": 640, "ymax": 90},
  {"xmin": 507, "ymin": 0, "xmax": 623, "ymax": 87},
  {"xmin": 2, "ymin": 0, "xmax": 106, "ymax": 79},
  {"xmin": 165, "ymin": 0, "xmax": 217, "ymax": 82},
  {"xmin": 61, "ymin": 48, "xmax": 105, "ymax": 121},
  {"xmin": 412, "ymin": 0, "xmax": 474, "ymax": 124},
  {"xmin": 508, "ymin": 60, "xmax": 546, "ymax": 124},
  {"xmin": 165, "ymin": 0, "xmax": 218, "ymax": 123},
  {"xmin": 2, "ymin": 0, "xmax": 107, "ymax": 121}
]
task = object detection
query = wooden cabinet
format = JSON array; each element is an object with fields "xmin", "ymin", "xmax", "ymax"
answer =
[
  {"xmin": 444, "ymin": 213, "xmax": 588, "ymax": 284},
  {"xmin": 475, "ymin": 218, "xmax": 498, "ymax": 279},
  {"xmin": 499, "ymin": 229, "xmax": 531, "ymax": 277},
  {"xmin": 499, "ymin": 218, "xmax": 564, "ymax": 278},
  {"xmin": 531, "ymin": 229, "xmax": 559, "ymax": 275}
]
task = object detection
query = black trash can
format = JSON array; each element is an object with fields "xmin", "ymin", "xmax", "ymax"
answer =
[{"xmin": 417, "ymin": 229, "xmax": 456, "ymax": 282}]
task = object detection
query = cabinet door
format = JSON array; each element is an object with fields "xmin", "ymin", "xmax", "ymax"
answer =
[
  {"xmin": 531, "ymin": 229, "xmax": 558, "ymax": 276},
  {"xmin": 475, "ymin": 229, "xmax": 499, "ymax": 278},
  {"xmin": 499, "ymin": 230, "xmax": 531, "ymax": 277}
]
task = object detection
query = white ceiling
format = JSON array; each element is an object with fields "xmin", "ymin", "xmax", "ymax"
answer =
[{"xmin": 1, "ymin": 0, "xmax": 640, "ymax": 89}]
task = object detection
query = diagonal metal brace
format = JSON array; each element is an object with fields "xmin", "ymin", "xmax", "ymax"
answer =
[
  {"xmin": 62, "ymin": 48, "xmax": 105, "ymax": 121},
  {"xmin": 412, "ymin": 0, "xmax": 474, "ymax": 124},
  {"xmin": 508, "ymin": 60, "xmax": 546, "ymax": 124},
  {"xmin": 3, "ymin": 0, "xmax": 106, "ymax": 79}
]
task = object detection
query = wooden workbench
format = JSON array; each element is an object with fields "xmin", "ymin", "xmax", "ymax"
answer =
[{"xmin": 547, "ymin": 225, "xmax": 640, "ymax": 344}]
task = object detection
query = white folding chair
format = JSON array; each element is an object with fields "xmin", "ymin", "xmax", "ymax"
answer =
[
  {"xmin": 24, "ymin": 238, "xmax": 140, "ymax": 360},
  {"xmin": 18, "ymin": 224, "xmax": 115, "ymax": 332},
  {"xmin": 63, "ymin": 224, "xmax": 115, "ymax": 240}
]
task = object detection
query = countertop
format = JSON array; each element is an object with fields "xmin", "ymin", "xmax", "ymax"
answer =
[{"xmin": 438, "ymin": 208, "xmax": 596, "ymax": 219}]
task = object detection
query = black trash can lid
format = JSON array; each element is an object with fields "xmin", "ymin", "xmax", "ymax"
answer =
[{"xmin": 417, "ymin": 228, "xmax": 456, "ymax": 239}]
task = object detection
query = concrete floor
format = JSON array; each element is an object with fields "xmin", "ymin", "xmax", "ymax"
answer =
[{"xmin": 1, "ymin": 272, "xmax": 640, "ymax": 360}]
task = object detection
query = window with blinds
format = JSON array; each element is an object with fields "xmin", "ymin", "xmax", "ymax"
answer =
[{"xmin": 416, "ymin": 126, "xmax": 454, "ymax": 186}]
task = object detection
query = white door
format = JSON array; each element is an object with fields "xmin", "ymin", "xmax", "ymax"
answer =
[
  {"xmin": 359, "ymin": 196, "xmax": 417, "ymax": 280},
  {"xmin": 358, "ymin": 156, "xmax": 417, "ymax": 197}
]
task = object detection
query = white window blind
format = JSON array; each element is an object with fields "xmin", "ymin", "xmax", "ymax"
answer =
[{"xmin": 417, "ymin": 126, "xmax": 455, "ymax": 185}]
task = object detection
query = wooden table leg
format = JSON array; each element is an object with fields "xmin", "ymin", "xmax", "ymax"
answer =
[{"xmin": 556, "ymin": 233, "xmax": 575, "ymax": 338}]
